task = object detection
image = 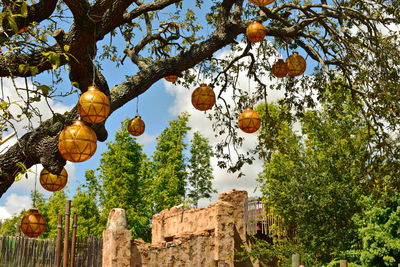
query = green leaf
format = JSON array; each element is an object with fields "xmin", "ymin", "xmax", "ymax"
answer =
[
  {"xmin": 21, "ymin": 2, "xmax": 28, "ymax": 18},
  {"xmin": 8, "ymin": 16, "xmax": 18, "ymax": 34},
  {"xmin": 37, "ymin": 85, "xmax": 52, "ymax": 96},
  {"xmin": 63, "ymin": 45, "xmax": 70, "ymax": 52}
]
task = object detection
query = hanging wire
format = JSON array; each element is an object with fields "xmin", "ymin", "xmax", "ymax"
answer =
[
  {"xmin": 196, "ymin": 63, "xmax": 203, "ymax": 85},
  {"xmin": 92, "ymin": 27, "xmax": 97, "ymax": 86},
  {"xmin": 136, "ymin": 95, "xmax": 139, "ymax": 117},
  {"xmin": 33, "ymin": 165, "xmax": 38, "ymax": 207},
  {"xmin": 1, "ymin": 77, "xmax": 4, "ymax": 100},
  {"xmin": 286, "ymin": 44, "xmax": 290, "ymax": 58}
]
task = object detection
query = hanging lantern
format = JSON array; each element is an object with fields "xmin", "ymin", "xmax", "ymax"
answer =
[
  {"xmin": 128, "ymin": 116, "xmax": 145, "ymax": 136},
  {"xmin": 58, "ymin": 120, "xmax": 97, "ymax": 162},
  {"xmin": 238, "ymin": 107, "xmax": 262, "ymax": 133},
  {"xmin": 78, "ymin": 85, "xmax": 111, "ymax": 124},
  {"xmin": 191, "ymin": 84, "xmax": 216, "ymax": 111},
  {"xmin": 164, "ymin": 75, "xmax": 179, "ymax": 82},
  {"xmin": 21, "ymin": 209, "xmax": 46, "ymax": 238},
  {"xmin": 271, "ymin": 59, "xmax": 288, "ymax": 78},
  {"xmin": 248, "ymin": 0, "xmax": 274, "ymax": 6},
  {"xmin": 286, "ymin": 52, "xmax": 306, "ymax": 76},
  {"xmin": 246, "ymin": 21, "xmax": 267, "ymax": 43},
  {"xmin": 40, "ymin": 168, "xmax": 68, "ymax": 192}
]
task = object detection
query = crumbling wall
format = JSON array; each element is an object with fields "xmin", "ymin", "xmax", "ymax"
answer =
[
  {"xmin": 132, "ymin": 231, "xmax": 216, "ymax": 267},
  {"xmin": 103, "ymin": 189, "xmax": 256, "ymax": 267}
]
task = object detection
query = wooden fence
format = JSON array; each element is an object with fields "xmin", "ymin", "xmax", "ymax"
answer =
[{"xmin": 0, "ymin": 235, "xmax": 102, "ymax": 267}]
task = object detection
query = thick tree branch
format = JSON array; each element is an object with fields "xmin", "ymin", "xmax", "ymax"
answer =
[{"xmin": 0, "ymin": 0, "xmax": 58, "ymax": 41}]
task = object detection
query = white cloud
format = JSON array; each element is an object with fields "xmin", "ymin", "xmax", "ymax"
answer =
[
  {"xmin": 0, "ymin": 193, "xmax": 31, "ymax": 220},
  {"xmin": 136, "ymin": 132, "xmax": 157, "ymax": 146}
]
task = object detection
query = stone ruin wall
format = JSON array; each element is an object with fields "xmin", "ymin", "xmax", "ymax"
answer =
[
  {"xmin": 131, "ymin": 190, "xmax": 252, "ymax": 267},
  {"xmin": 131, "ymin": 232, "xmax": 217, "ymax": 267},
  {"xmin": 103, "ymin": 190, "xmax": 255, "ymax": 267}
]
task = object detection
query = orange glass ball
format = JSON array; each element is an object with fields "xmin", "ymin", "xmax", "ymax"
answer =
[
  {"xmin": 21, "ymin": 209, "xmax": 46, "ymax": 238},
  {"xmin": 191, "ymin": 84, "xmax": 216, "ymax": 111},
  {"xmin": 58, "ymin": 120, "xmax": 97, "ymax": 162},
  {"xmin": 246, "ymin": 21, "xmax": 267, "ymax": 42},
  {"xmin": 286, "ymin": 52, "xmax": 306, "ymax": 76},
  {"xmin": 128, "ymin": 116, "xmax": 145, "ymax": 136},
  {"xmin": 238, "ymin": 107, "xmax": 262, "ymax": 133},
  {"xmin": 78, "ymin": 86, "xmax": 111, "ymax": 124},
  {"xmin": 248, "ymin": 0, "xmax": 274, "ymax": 6},
  {"xmin": 40, "ymin": 168, "xmax": 68, "ymax": 192},
  {"xmin": 271, "ymin": 59, "xmax": 288, "ymax": 78},
  {"xmin": 164, "ymin": 75, "xmax": 179, "ymax": 82}
]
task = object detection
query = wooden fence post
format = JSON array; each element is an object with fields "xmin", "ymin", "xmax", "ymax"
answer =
[
  {"xmin": 55, "ymin": 214, "xmax": 63, "ymax": 267},
  {"xmin": 63, "ymin": 200, "xmax": 71, "ymax": 267},
  {"xmin": 70, "ymin": 214, "xmax": 78, "ymax": 267},
  {"xmin": 340, "ymin": 260, "xmax": 348, "ymax": 267}
]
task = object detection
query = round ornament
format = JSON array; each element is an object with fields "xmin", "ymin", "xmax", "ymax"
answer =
[
  {"xmin": 191, "ymin": 84, "xmax": 216, "ymax": 111},
  {"xmin": 248, "ymin": 0, "xmax": 274, "ymax": 6},
  {"xmin": 286, "ymin": 52, "xmax": 306, "ymax": 76},
  {"xmin": 78, "ymin": 86, "xmax": 110, "ymax": 124},
  {"xmin": 246, "ymin": 21, "xmax": 267, "ymax": 42},
  {"xmin": 128, "ymin": 116, "xmax": 145, "ymax": 136},
  {"xmin": 58, "ymin": 120, "xmax": 97, "ymax": 162},
  {"xmin": 238, "ymin": 107, "xmax": 262, "ymax": 133},
  {"xmin": 21, "ymin": 209, "xmax": 46, "ymax": 238},
  {"xmin": 271, "ymin": 59, "xmax": 288, "ymax": 78},
  {"xmin": 40, "ymin": 168, "xmax": 68, "ymax": 192},
  {"xmin": 164, "ymin": 75, "xmax": 179, "ymax": 82}
]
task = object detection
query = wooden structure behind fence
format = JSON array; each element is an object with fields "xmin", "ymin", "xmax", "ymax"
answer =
[
  {"xmin": 0, "ymin": 235, "xmax": 102, "ymax": 267},
  {"xmin": 246, "ymin": 201, "xmax": 295, "ymax": 238}
]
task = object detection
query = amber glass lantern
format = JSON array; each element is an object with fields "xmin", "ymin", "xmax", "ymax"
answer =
[
  {"xmin": 40, "ymin": 168, "xmax": 68, "ymax": 192},
  {"xmin": 271, "ymin": 59, "xmax": 288, "ymax": 78},
  {"xmin": 21, "ymin": 209, "xmax": 46, "ymax": 238},
  {"xmin": 128, "ymin": 116, "xmax": 145, "ymax": 136},
  {"xmin": 164, "ymin": 75, "xmax": 179, "ymax": 82},
  {"xmin": 58, "ymin": 120, "xmax": 97, "ymax": 162},
  {"xmin": 78, "ymin": 86, "xmax": 110, "ymax": 124},
  {"xmin": 238, "ymin": 107, "xmax": 262, "ymax": 133},
  {"xmin": 248, "ymin": 0, "xmax": 274, "ymax": 6},
  {"xmin": 246, "ymin": 21, "xmax": 267, "ymax": 42},
  {"xmin": 191, "ymin": 84, "xmax": 216, "ymax": 111},
  {"xmin": 286, "ymin": 52, "xmax": 306, "ymax": 76}
]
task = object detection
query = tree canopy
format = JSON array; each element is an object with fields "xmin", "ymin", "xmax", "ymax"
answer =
[{"xmin": 0, "ymin": 0, "xmax": 399, "ymax": 197}]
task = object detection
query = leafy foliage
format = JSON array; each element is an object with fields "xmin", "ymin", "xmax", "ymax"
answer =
[
  {"xmin": 186, "ymin": 131, "xmax": 216, "ymax": 208},
  {"xmin": 256, "ymin": 83, "xmax": 395, "ymax": 264},
  {"xmin": 151, "ymin": 113, "xmax": 191, "ymax": 212}
]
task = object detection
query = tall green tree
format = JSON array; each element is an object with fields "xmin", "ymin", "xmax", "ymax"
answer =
[
  {"xmin": 151, "ymin": 113, "xmax": 191, "ymax": 212},
  {"xmin": 71, "ymin": 186, "xmax": 102, "ymax": 237},
  {"xmin": 257, "ymin": 85, "xmax": 372, "ymax": 264},
  {"xmin": 186, "ymin": 131, "xmax": 216, "ymax": 208},
  {"xmin": 86, "ymin": 120, "xmax": 154, "ymax": 241}
]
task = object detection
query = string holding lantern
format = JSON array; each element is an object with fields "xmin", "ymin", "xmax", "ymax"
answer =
[
  {"xmin": 271, "ymin": 59, "xmax": 288, "ymax": 78},
  {"xmin": 246, "ymin": 21, "xmax": 267, "ymax": 43},
  {"xmin": 286, "ymin": 52, "xmax": 306, "ymax": 76},
  {"xmin": 40, "ymin": 168, "xmax": 68, "ymax": 192},
  {"xmin": 248, "ymin": 0, "xmax": 274, "ymax": 6},
  {"xmin": 191, "ymin": 84, "xmax": 216, "ymax": 111},
  {"xmin": 238, "ymin": 107, "xmax": 262, "ymax": 133},
  {"xmin": 164, "ymin": 75, "xmax": 179, "ymax": 82},
  {"xmin": 58, "ymin": 120, "xmax": 97, "ymax": 162},
  {"xmin": 21, "ymin": 208, "xmax": 46, "ymax": 238},
  {"xmin": 128, "ymin": 116, "xmax": 145, "ymax": 136},
  {"xmin": 78, "ymin": 85, "xmax": 110, "ymax": 124}
]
